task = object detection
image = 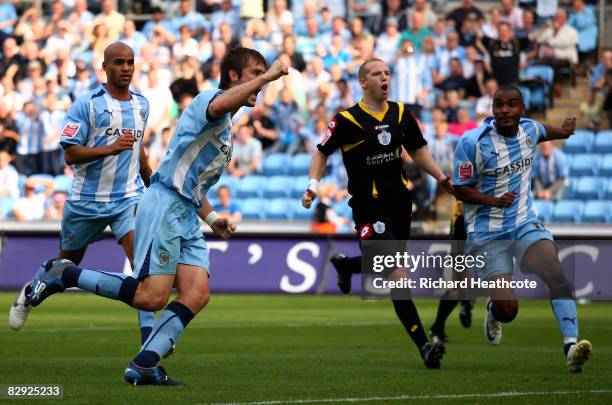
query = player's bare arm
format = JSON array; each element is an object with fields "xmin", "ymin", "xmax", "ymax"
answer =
[
  {"xmin": 208, "ymin": 60, "xmax": 289, "ymax": 119},
  {"xmin": 407, "ymin": 146, "xmax": 454, "ymax": 195},
  {"xmin": 301, "ymin": 149, "xmax": 329, "ymax": 209},
  {"xmin": 138, "ymin": 143, "xmax": 152, "ymax": 187},
  {"xmin": 454, "ymin": 185, "xmax": 517, "ymax": 208},
  {"xmin": 198, "ymin": 196, "xmax": 237, "ymax": 240},
  {"xmin": 63, "ymin": 133, "xmax": 135, "ymax": 165},
  {"xmin": 540, "ymin": 117, "xmax": 576, "ymax": 141}
]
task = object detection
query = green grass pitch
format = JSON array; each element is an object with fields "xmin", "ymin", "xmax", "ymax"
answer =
[{"xmin": 1, "ymin": 293, "xmax": 611, "ymax": 404}]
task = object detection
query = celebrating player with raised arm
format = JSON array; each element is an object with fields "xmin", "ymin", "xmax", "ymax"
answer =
[
  {"xmin": 301, "ymin": 58, "xmax": 452, "ymax": 369},
  {"xmin": 453, "ymin": 85, "xmax": 591, "ymax": 372},
  {"xmin": 21, "ymin": 47, "xmax": 288, "ymax": 385},
  {"xmin": 9, "ymin": 42, "xmax": 157, "ymax": 345}
]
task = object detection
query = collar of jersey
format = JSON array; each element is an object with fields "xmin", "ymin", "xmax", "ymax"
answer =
[{"xmin": 358, "ymin": 100, "xmax": 389, "ymax": 122}]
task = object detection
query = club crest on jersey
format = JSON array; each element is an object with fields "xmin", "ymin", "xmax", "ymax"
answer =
[
  {"xmin": 359, "ymin": 224, "xmax": 373, "ymax": 240},
  {"xmin": 526, "ymin": 136, "xmax": 533, "ymax": 147},
  {"xmin": 159, "ymin": 251, "xmax": 170, "ymax": 266},
  {"xmin": 373, "ymin": 221, "xmax": 386, "ymax": 234},
  {"xmin": 140, "ymin": 109, "xmax": 146, "ymax": 121},
  {"xmin": 61, "ymin": 123, "xmax": 80, "ymax": 138},
  {"xmin": 377, "ymin": 130, "xmax": 391, "ymax": 146},
  {"xmin": 458, "ymin": 162, "xmax": 473, "ymax": 180}
]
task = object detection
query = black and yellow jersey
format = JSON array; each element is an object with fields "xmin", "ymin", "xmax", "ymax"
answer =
[{"xmin": 317, "ymin": 100, "xmax": 427, "ymax": 202}]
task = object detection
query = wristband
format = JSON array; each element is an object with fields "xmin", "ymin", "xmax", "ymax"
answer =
[
  {"xmin": 307, "ymin": 178, "xmax": 319, "ymax": 194},
  {"xmin": 204, "ymin": 211, "xmax": 221, "ymax": 227}
]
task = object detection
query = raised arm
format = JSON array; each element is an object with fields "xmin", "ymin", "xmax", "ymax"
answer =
[
  {"xmin": 301, "ymin": 149, "xmax": 329, "ymax": 208},
  {"xmin": 541, "ymin": 117, "xmax": 576, "ymax": 142},
  {"xmin": 207, "ymin": 60, "xmax": 289, "ymax": 119}
]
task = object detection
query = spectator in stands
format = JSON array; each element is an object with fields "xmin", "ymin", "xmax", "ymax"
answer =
[
  {"xmin": 304, "ymin": 56, "xmax": 331, "ymax": 105},
  {"xmin": 568, "ymin": 0, "xmax": 598, "ymax": 58},
  {"xmin": 448, "ymin": 108, "xmax": 478, "ymax": 136},
  {"xmin": 372, "ymin": 0, "xmax": 408, "ymax": 35},
  {"xmin": 322, "ymin": 16, "xmax": 351, "ymax": 49},
  {"xmin": 294, "ymin": 1, "xmax": 321, "ymax": 37},
  {"xmin": 214, "ymin": 185, "xmax": 242, "ymax": 223},
  {"xmin": 442, "ymin": 90, "xmax": 461, "ymax": 123},
  {"xmin": 400, "ymin": 12, "xmax": 432, "ymax": 52},
  {"xmin": 282, "ymin": 34, "xmax": 307, "ymax": 73},
  {"xmin": 15, "ymin": 40, "xmax": 46, "ymax": 83},
  {"xmin": 70, "ymin": 65, "xmax": 94, "ymax": 100},
  {"xmin": 173, "ymin": 25, "xmax": 200, "ymax": 62},
  {"xmin": 312, "ymin": 183, "xmax": 350, "ymax": 234},
  {"xmin": 14, "ymin": 101, "xmax": 43, "ymax": 176},
  {"xmin": 67, "ymin": 0, "xmax": 94, "ymax": 37},
  {"xmin": 119, "ymin": 20, "xmax": 147, "ymax": 56},
  {"xmin": 481, "ymin": 7, "xmax": 501, "ymax": 40},
  {"xmin": 14, "ymin": 6, "xmax": 45, "ymax": 42},
  {"xmin": 228, "ymin": 123, "xmax": 262, "ymax": 178},
  {"xmin": 536, "ymin": 9, "xmax": 579, "ymax": 96},
  {"xmin": 581, "ymin": 48, "xmax": 612, "ymax": 129},
  {"xmin": 437, "ymin": 57, "xmax": 468, "ymax": 94},
  {"xmin": 297, "ymin": 18, "xmax": 320, "ymax": 63},
  {"xmin": 141, "ymin": 6, "xmax": 174, "ymax": 42},
  {"xmin": 477, "ymin": 21, "xmax": 531, "ymax": 86},
  {"xmin": 327, "ymin": 79, "xmax": 354, "ymax": 115},
  {"xmin": 272, "ymin": 88, "xmax": 301, "ymax": 152},
  {"xmin": 514, "ymin": 8, "xmax": 539, "ymax": 61},
  {"xmin": 459, "ymin": 11, "xmax": 480, "ymax": 47},
  {"xmin": 211, "ymin": 0, "xmax": 239, "ymax": 36},
  {"xmin": 500, "ymin": 0, "xmax": 523, "ymax": 31},
  {"xmin": 12, "ymin": 177, "xmax": 54, "ymax": 222},
  {"xmin": 408, "ymin": 0, "xmax": 437, "ymax": 29},
  {"xmin": 90, "ymin": 0, "xmax": 125, "ymax": 42},
  {"xmin": 435, "ymin": 31, "xmax": 465, "ymax": 83},
  {"xmin": 476, "ymin": 78, "xmax": 499, "ymax": 122},
  {"xmin": 0, "ymin": 0, "xmax": 18, "ymax": 43},
  {"xmin": 39, "ymin": 92, "xmax": 65, "ymax": 176},
  {"xmin": 45, "ymin": 189, "xmax": 67, "ymax": 220},
  {"xmin": 323, "ymin": 35, "xmax": 351, "ymax": 70},
  {"xmin": 348, "ymin": 17, "xmax": 374, "ymax": 59},
  {"xmin": 533, "ymin": 142, "xmax": 568, "ymax": 201},
  {"xmin": 215, "ymin": 22, "xmax": 239, "ymax": 50},
  {"xmin": 249, "ymin": 103, "xmax": 278, "ymax": 152},
  {"xmin": 374, "ymin": 17, "xmax": 401, "ymax": 64},
  {"xmin": 171, "ymin": 0, "xmax": 209, "ymax": 39},
  {"xmin": 266, "ymin": 0, "xmax": 294, "ymax": 35},
  {"xmin": 446, "ymin": 0, "xmax": 483, "ymax": 37},
  {"xmin": 148, "ymin": 126, "xmax": 173, "ymax": 172},
  {"xmin": 392, "ymin": 39, "xmax": 433, "ymax": 116},
  {"xmin": 0, "ymin": 37, "xmax": 21, "ymax": 83},
  {"xmin": 0, "ymin": 140, "xmax": 19, "ymax": 201}
]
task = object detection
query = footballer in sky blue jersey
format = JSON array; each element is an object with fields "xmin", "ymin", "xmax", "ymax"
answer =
[
  {"xmin": 453, "ymin": 85, "xmax": 591, "ymax": 372},
  {"xmin": 23, "ymin": 47, "xmax": 289, "ymax": 385}
]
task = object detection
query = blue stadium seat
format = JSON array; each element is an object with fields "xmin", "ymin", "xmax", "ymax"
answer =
[
  {"xmin": 522, "ymin": 65, "xmax": 554, "ymax": 86},
  {"xmin": 263, "ymin": 176, "xmax": 292, "ymax": 198},
  {"xmin": 564, "ymin": 130, "xmax": 595, "ymax": 154},
  {"xmin": 291, "ymin": 199, "xmax": 313, "ymax": 220},
  {"xmin": 332, "ymin": 199, "xmax": 352, "ymax": 219},
  {"xmin": 236, "ymin": 175, "xmax": 265, "ymax": 198},
  {"xmin": 552, "ymin": 200, "xmax": 584, "ymax": 222},
  {"xmin": 291, "ymin": 176, "xmax": 309, "ymax": 198},
  {"xmin": 54, "ymin": 175, "xmax": 73, "ymax": 194},
  {"xmin": 210, "ymin": 175, "xmax": 239, "ymax": 195},
  {"xmin": 532, "ymin": 199, "xmax": 554, "ymax": 222},
  {"xmin": 240, "ymin": 198, "xmax": 266, "ymax": 220},
  {"xmin": 290, "ymin": 153, "xmax": 311, "ymax": 175},
  {"xmin": 595, "ymin": 130, "xmax": 612, "ymax": 153},
  {"xmin": 605, "ymin": 181, "xmax": 612, "ymax": 199},
  {"xmin": 564, "ymin": 177, "xmax": 577, "ymax": 199},
  {"xmin": 17, "ymin": 175, "xmax": 27, "ymax": 197},
  {"xmin": 582, "ymin": 200, "xmax": 612, "ymax": 223},
  {"xmin": 600, "ymin": 154, "xmax": 612, "ymax": 176},
  {"xmin": 262, "ymin": 153, "xmax": 290, "ymax": 176},
  {"xmin": 518, "ymin": 86, "xmax": 531, "ymax": 110},
  {"xmin": 28, "ymin": 174, "xmax": 55, "ymax": 193},
  {"xmin": 265, "ymin": 198, "xmax": 292, "ymax": 219},
  {"xmin": 570, "ymin": 154, "xmax": 601, "ymax": 176},
  {"xmin": 0, "ymin": 197, "xmax": 16, "ymax": 219},
  {"xmin": 574, "ymin": 177, "xmax": 607, "ymax": 200},
  {"xmin": 521, "ymin": 65, "xmax": 554, "ymax": 110}
]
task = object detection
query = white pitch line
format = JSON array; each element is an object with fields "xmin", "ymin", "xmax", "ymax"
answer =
[
  {"xmin": 209, "ymin": 390, "xmax": 612, "ymax": 405},
  {"xmin": 10, "ymin": 320, "xmax": 397, "ymax": 334}
]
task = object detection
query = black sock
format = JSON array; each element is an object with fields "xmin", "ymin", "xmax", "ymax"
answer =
[
  {"xmin": 140, "ymin": 327, "xmax": 153, "ymax": 345},
  {"xmin": 61, "ymin": 265, "xmax": 83, "ymax": 288},
  {"xmin": 432, "ymin": 296, "xmax": 459, "ymax": 332},
  {"xmin": 563, "ymin": 342, "xmax": 575, "ymax": 357},
  {"xmin": 345, "ymin": 256, "xmax": 362, "ymax": 274},
  {"xmin": 392, "ymin": 299, "xmax": 428, "ymax": 350},
  {"xmin": 133, "ymin": 350, "xmax": 160, "ymax": 368}
]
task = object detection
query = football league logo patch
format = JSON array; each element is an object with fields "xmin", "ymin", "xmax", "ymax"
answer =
[
  {"xmin": 458, "ymin": 162, "xmax": 473, "ymax": 180},
  {"xmin": 159, "ymin": 251, "xmax": 170, "ymax": 266},
  {"xmin": 61, "ymin": 123, "xmax": 80, "ymax": 138},
  {"xmin": 377, "ymin": 130, "xmax": 391, "ymax": 146},
  {"xmin": 320, "ymin": 129, "xmax": 332, "ymax": 145}
]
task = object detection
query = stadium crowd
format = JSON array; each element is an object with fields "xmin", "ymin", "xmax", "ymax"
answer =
[{"xmin": 0, "ymin": 0, "xmax": 604, "ymax": 224}]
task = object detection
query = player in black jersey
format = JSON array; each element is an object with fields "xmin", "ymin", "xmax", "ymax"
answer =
[
  {"xmin": 429, "ymin": 200, "xmax": 474, "ymax": 344},
  {"xmin": 301, "ymin": 58, "xmax": 453, "ymax": 369}
]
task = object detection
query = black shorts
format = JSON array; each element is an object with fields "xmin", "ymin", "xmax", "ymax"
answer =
[{"xmin": 350, "ymin": 197, "xmax": 412, "ymax": 250}]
